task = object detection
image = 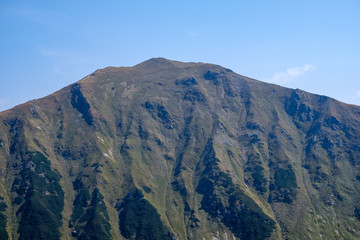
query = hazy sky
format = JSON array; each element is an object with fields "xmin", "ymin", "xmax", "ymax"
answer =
[{"xmin": 1, "ymin": 1, "xmax": 359, "ymax": 111}]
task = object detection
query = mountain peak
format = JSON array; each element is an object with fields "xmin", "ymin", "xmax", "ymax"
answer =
[
  {"xmin": 135, "ymin": 57, "xmax": 177, "ymax": 68},
  {"xmin": 0, "ymin": 59, "xmax": 360, "ymax": 239},
  {"xmin": 141, "ymin": 57, "xmax": 172, "ymax": 63},
  {"xmin": 133, "ymin": 57, "xmax": 213, "ymax": 71}
]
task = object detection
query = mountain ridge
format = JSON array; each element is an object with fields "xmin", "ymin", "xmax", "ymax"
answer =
[
  {"xmin": 0, "ymin": 58, "xmax": 360, "ymax": 239},
  {"xmin": 1, "ymin": 58, "xmax": 358, "ymax": 114}
]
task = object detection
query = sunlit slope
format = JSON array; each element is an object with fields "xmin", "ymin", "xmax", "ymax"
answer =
[{"xmin": 0, "ymin": 58, "xmax": 360, "ymax": 240}]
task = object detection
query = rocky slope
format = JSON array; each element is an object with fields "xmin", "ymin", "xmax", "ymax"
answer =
[{"xmin": 0, "ymin": 58, "xmax": 360, "ymax": 239}]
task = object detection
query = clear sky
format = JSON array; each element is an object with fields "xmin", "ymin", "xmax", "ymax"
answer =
[{"xmin": 1, "ymin": 1, "xmax": 359, "ymax": 111}]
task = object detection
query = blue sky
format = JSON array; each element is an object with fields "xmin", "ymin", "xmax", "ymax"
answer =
[{"xmin": 1, "ymin": 1, "xmax": 359, "ymax": 111}]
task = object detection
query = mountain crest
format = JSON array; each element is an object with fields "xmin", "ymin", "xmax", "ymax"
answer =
[{"xmin": 0, "ymin": 59, "xmax": 359, "ymax": 239}]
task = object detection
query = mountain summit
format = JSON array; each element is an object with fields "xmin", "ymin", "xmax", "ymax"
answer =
[{"xmin": 0, "ymin": 58, "xmax": 360, "ymax": 239}]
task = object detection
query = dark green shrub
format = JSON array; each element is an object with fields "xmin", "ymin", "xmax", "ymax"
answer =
[
  {"xmin": 251, "ymin": 165, "xmax": 267, "ymax": 194},
  {"xmin": 268, "ymin": 166, "xmax": 297, "ymax": 203},
  {"xmin": 71, "ymin": 187, "xmax": 90, "ymax": 223},
  {"xmin": 118, "ymin": 189, "xmax": 172, "ymax": 240},
  {"xmin": 274, "ymin": 167, "xmax": 297, "ymax": 189},
  {"xmin": 14, "ymin": 152, "xmax": 64, "ymax": 240},
  {"xmin": 72, "ymin": 188, "xmax": 112, "ymax": 240},
  {"xmin": 0, "ymin": 197, "xmax": 8, "ymax": 240},
  {"xmin": 71, "ymin": 83, "xmax": 93, "ymax": 125},
  {"xmin": 196, "ymin": 139, "xmax": 275, "ymax": 240},
  {"xmin": 142, "ymin": 186, "xmax": 152, "ymax": 193}
]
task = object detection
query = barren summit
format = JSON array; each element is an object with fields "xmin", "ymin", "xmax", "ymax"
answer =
[{"xmin": 0, "ymin": 58, "xmax": 360, "ymax": 239}]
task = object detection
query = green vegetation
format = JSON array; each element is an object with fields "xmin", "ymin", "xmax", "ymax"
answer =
[
  {"xmin": 77, "ymin": 188, "xmax": 111, "ymax": 240},
  {"xmin": 70, "ymin": 177, "xmax": 111, "ymax": 240},
  {"xmin": 70, "ymin": 187, "xmax": 91, "ymax": 224},
  {"xmin": 175, "ymin": 77, "xmax": 198, "ymax": 86},
  {"xmin": 284, "ymin": 91, "xmax": 301, "ymax": 117},
  {"xmin": 269, "ymin": 166, "xmax": 297, "ymax": 203},
  {"xmin": 274, "ymin": 167, "xmax": 297, "ymax": 189},
  {"xmin": 142, "ymin": 185, "xmax": 152, "ymax": 193},
  {"xmin": 117, "ymin": 189, "xmax": 173, "ymax": 240},
  {"xmin": 14, "ymin": 152, "xmax": 64, "ymax": 240},
  {"xmin": 144, "ymin": 101, "xmax": 173, "ymax": 129},
  {"xmin": 197, "ymin": 169, "xmax": 276, "ymax": 240},
  {"xmin": 197, "ymin": 139, "xmax": 275, "ymax": 240},
  {"xmin": 355, "ymin": 203, "xmax": 360, "ymax": 221},
  {"xmin": 244, "ymin": 153, "xmax": 267, "ymax": 194},
  {"xmin": 251, "ymin": 165, "xmax": 267, "ymax": 194},
  {"xmin": 203, "ymin": 70, "xmax": 220, "ymax": 85},
  {"xmin": 0, "ymin": 197, "xmax": 8, "ymax": 240},
  {"xmin": 1, "ymin": 58, "xmax": 360, "ymax": 239},
  {"xmin": 183, "ymin": 89, "xmax": 206, "ymax": 103},
  {"xmin": 71, "ymin": 83, "xmax": 93, "ymax": 125},
  {"xmin": 4, "ymin": 118, "xmax": 25, "ymax": 155}
]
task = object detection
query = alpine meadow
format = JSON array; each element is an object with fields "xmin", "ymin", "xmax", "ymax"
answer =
[{"xmin": 0, "ymin": 58, "xmax": 360, "ymax": 239}]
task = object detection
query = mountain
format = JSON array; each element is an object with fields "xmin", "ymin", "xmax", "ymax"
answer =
[{"xmin": 0, "ymin": 58, "xmax": 360, "ymax": 240}]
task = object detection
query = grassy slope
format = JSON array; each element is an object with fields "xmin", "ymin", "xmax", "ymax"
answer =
[{"xmin": 0, "ymin": 58, "xmax": 360, "ymax": 239}]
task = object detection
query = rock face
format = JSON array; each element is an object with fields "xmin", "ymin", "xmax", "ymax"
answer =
[{"xmin": 0, "ymin": 58, "xmax": 360, "ymax": 240}]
